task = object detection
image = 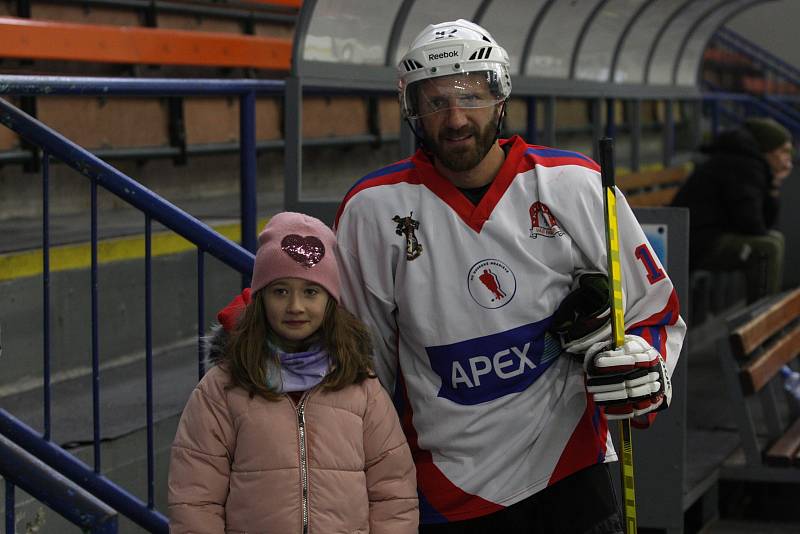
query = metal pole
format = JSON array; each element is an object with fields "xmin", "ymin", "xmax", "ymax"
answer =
[
  {"xmin": 239, "ymin": 91, "xmax": 257, "ymax": 256},
  {"xmin": 284, "ymin": 76, "xmax": 302, "ymax": 213},
  {"xmin": 628, "ymin": 100, "xmax": 641, "ymax": 172},
  {"xmin": 606, "ymin": 98, "xmax": 616, "ymax": 140},
  {"xmin": 663, "ymin": 99, "xmax": 674, "ymax": 168},
  {"xmin": 144, "ymin": 215, "xmax": 154, "ymax": 509},
  {"xmin": 42, "ymin": 150, "xmax": 52, "ymax": 441},
  {"xmin": 527, "ymin": 96, "xmax": 538, "ymax": 144},
  {"xmin": 90, "ymin": 178, "xmax": 101, "ymax": 473},
  {"xmin": 544, "ymin": 95, "xmax": 556, "ymax": 146},
  {"xmin": 198, "ymin": 250, "xmax": 206, "ymax": 379}
]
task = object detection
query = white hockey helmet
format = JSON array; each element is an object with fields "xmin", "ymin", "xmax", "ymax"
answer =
[{"xmin": 397, "ymin": 19, "xmax": 512, "ymax": 120}]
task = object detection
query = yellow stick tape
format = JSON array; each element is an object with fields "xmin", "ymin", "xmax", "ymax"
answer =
[
  {"xmin": 620, "ymin": 419, "xmax": 637, "ymax": 533},
  {"xmin": 606, "ymin": 188, "xmax": 625, "ymax": 347},
  {"xmin": 605, "ymin": 186, "xmax": 636, "ymax": 534}
]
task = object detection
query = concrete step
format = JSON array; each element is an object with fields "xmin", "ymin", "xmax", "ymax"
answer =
[
  {"xmin": 0, "ymin": 188, "xmax": 283, "ymax": 255},
  {"xmin": 1, "ymin": 413, "xmax": 179, "ymax": 534},
  {"xmin": 0, "ymin": 337, "xmax": 198, "ymax": 446},
  {"xmin": 0, "ymin": 228, "xmax": 242, "ymax": 532},
  {"xmin": 0, "ymin": 246, "xmax": 242, "ymax": 391},
  {"xmin": 0, "ymin": 338, "xmax": 200, "ymax": 533}
]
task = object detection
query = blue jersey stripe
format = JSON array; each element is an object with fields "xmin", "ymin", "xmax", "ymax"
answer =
[
  {"xmin": 525, "ymin": 147, "xmax": 594, "ymax": 163},
  {"xmin": 418, "ymin": 493, "xmax": 449, "ymax": 525},
  {"xmin": 346, "ymin": 160, "xmax": 415, "ymax": 195}
]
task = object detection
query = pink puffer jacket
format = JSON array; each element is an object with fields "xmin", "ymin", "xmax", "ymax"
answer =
[{"xmin": 168, "ymin": 365, "xmax": 418, "ymax": 534}]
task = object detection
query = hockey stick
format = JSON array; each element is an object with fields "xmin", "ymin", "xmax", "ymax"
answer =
[{"xmin": 599, "ymin": 137, "xmax": 637, "ymax": 534}]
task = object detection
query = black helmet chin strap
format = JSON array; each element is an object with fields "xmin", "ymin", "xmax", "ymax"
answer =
[
  {"xmin": 495, "ymin": 100, "xmax": 508, "ymax": 141},
  {"xmin": 404, "ymin": 116, "xmax": 429, "ymax": 154}
]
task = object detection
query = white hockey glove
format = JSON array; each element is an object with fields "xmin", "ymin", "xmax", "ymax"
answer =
[
  {"xmin": 584, "ymin": 335, "xmax": 672, "ymax": 420},
  {"xmin": 550, "ymin": 273, "xmax": 612, "ymax": 354}
]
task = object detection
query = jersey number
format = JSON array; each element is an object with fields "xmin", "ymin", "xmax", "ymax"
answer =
[{"xmin": 635, "ymin": 244, "xmax": 665, "ymax": 284}]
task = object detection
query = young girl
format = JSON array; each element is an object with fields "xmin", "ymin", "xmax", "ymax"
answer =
[{"xmin": 168, "ymin": 212, "xmax": 419, "ymax": 534}]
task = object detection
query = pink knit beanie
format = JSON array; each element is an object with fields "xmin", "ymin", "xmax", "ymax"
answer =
[{"xmin": 250, "ymin": 212, "xmax": 341, "ymax": 302}]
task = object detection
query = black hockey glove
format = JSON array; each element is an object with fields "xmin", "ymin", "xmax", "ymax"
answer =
[
  {"xmin": 583, "ymin": 335, "xmax": 672, "ymax": 420},
  {"xmin": 550, "ymin": 273, "xmax": 612, "ymax": 354}
]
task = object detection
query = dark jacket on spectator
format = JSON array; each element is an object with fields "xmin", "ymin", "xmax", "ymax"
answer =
[{"xmin": 671, "ymin": 127, "xmax": 779, "ymax": 269}]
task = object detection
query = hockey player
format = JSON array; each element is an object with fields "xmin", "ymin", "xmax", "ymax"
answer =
[{"xmin": 334, "ymin": 19, "xmax": 686, "ymax": 533}]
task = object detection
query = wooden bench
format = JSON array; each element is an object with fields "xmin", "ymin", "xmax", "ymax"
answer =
[
  {"xmin": 718, "ymin": 288, "xmax": 800, "ymax": 480},
  {"xmin": 617, "ymin": 164, "xmax": 691, "ymax": 207}
]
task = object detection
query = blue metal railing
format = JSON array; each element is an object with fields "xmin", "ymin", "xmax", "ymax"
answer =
[
  {"xmin": 1, "ymin": 410, "xmax": 151, "ymax": 532},
  {"xmin": 706, "ymin": 28, "xmax": 800, "ymax": 138},
  {"xmin": 0, "ymin": 76, "xmax": 284, "ymax": 532},
  {"xmin": 763, "ymin": 95, "xmax": 800, "ymax": 124},
  {"xmin": 702, "ymin": 88, "xmax": 800, "ymax": 138},
  {"xmin": 714, "ymin": 27, "xmax": 800, "ymax": 90},
  {"xmin": 0, "ymin": 432, "xmax": 118, "ymax": 533},
  {"xmin": 0, "ymin": 75, "xmax": 284, "ymax": 258}
]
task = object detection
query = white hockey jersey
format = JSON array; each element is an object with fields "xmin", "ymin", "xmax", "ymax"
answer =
[{"xmin": 335, "ymin": 135, "xmax": 685, "ymax": 524}]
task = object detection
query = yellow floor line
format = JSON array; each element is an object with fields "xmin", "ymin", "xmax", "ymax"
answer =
[{"xmin": 0, "ymin": 217, "xmax": 270, "ymax": 282}]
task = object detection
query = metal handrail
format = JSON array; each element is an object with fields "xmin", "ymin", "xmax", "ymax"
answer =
[
  {"xmin": 763, "ymin": 95, "xmax": 800, "ymax": 124},
  {"xmin": 714, "ymin": 27, "xmax": 800, "ymax": 89},
  {"xmin": 702, "ymin": 90, "xmax": 800, "ymax": 134},
  {"xmin": 0, "ymin": 410, "xmax": 159, "ymax": 532},
  {"xmin": 0, "ymin": 97, "xmax": 254, "ymax": 273},
  {"xmin": 0, "ymin": 74, "xmax": 287, "ymax": 254},
  {"xmin": 0, "ymin": 431, "xmax": 120, "ymax": 534},
  {"xmin": 0, "ymin": 74, "xmax": 389, "ymax": 97},
  {"xmin": 0, "ymin": 75, "xmax": 285, "ymax": 96},
  {"xmin": 0, "ymin": 77, "xmax": 269, "ymax": 532}
]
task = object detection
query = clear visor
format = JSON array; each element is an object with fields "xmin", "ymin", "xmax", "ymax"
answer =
[{"xmin": 402, "ymin": 70, "xmax": 507, "ymax": 120}]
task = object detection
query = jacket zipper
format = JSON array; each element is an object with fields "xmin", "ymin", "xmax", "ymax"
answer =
[{"xmin": 296, "ymin": 392, "xmax": 310, "ymax": 534}]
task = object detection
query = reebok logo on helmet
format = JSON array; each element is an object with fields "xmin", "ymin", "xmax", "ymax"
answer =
[{"xmin": 427, "ymin": 47, "xmax": 460, "ymax": 62}]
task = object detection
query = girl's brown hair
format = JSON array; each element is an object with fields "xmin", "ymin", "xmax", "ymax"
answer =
[{"xmin": 223, "ymin": 289, "xmax": 374, "ymax": 400}]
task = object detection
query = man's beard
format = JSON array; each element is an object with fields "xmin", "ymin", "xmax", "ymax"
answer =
[{"xmin": 424, "ymin": 113, "xmax": 499, "ymax": 172}]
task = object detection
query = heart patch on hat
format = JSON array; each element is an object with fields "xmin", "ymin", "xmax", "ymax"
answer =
[{"xmin": 281, "ymin": 235, "xmax": 325, "ymax": 267}]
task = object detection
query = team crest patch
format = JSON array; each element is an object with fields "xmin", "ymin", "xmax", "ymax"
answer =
[
  {"xmin": 529, "ymin": 201, "xmax": 564, "ymax": 238},
  {"xmin": 467, "ymin": 259, "xmax": 516, "ymax": 309},
  {"xmin": 393, "ymin": 212, "xmax": 423, "ymax": 261}
]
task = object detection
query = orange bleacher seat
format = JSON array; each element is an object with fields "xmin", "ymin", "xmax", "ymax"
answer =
[{"xmin": 0, "ymin": 16, "xmax": 291, "ymax": 70}]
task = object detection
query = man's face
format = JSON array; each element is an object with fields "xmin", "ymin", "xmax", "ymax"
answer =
[
  {"xmin": 416, "ymin": 73, "xmax": 502, "ymax": 172},
  {"xmin": 765, "ymin": 141, "xmax": 793, "ymax": 182}
]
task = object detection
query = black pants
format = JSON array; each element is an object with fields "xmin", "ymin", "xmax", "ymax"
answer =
[
  {"xmin": 418, "ymin": 463, "xmax": 623, "ymax": 534},
  {"xmin": 697, "ymin": 231, "xmax": 784, "ymax": 304}
]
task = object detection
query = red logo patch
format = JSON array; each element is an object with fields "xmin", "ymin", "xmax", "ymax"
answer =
[{"xmin": 529, "ymin": 201, "xmax": 564, "ymax": 238}]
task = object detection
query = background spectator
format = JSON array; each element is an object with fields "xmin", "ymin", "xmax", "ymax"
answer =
[{"xmin": 672, "ymin": 117, "xmax": 793, "ymax": 303}]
